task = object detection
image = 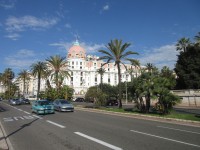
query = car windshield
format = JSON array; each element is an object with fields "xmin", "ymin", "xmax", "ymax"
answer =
[
  {"xmin": 60, "ymin": 100, "xmax": 70, "ymax": 104},
  {"xmin": 38, "ymin": 101, "xmax": 50, "ymax": 106}
]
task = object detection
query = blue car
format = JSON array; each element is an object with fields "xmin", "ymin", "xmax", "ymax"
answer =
[{"xmin": 32, "ymin": 100, "xmax": 54, "ymax": 115}]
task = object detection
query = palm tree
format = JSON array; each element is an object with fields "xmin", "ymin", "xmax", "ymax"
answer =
[
  {"xmin": 145, "ymin": 63, "xmax": 154, "ymax": 73},
  {"xmin": 97, "ymin": 66, "xmax": 106, "ymax": 90},
  {"xmin": 128, "ymin": 59, "xmax": 140, "ymax": 79},
  {"xmin": 176, "ymin": 37, "xmax": 191, "ymax": 52},
  {"xmin": 2, "ymin": 68, "xmax": 15, "ymax": 99},
  {"xmin": 18, "ymin": 70, "xmax": 30, "ymax": 98},
  {"xmin": 30, "ymin": 61, "xmax": 47, "ymax": 99},
  {"xmin": 98, "ymin": 39, "xmax": 138, "ymax": 108},
  {"xmin": 46, "ymin": 55, "xmax": 70, "ymax": 90}
]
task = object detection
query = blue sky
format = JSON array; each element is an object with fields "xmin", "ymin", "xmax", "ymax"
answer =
[{"xmin": 0, "ymin": 0, "xmax": 199, "ymax": 74}]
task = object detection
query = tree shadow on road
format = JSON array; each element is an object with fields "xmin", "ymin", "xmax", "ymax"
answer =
[{"xmin": 5, "ymin": 118, "xmax": 39, "ymax": 139}]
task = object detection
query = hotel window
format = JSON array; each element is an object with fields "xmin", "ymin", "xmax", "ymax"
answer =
[
  {"xmin": 108, "ymin": 74, "xmax": 110, "ymax": 83},
  {"xmin": 71, "ymin": 72, "xmax": 73, "ymax": 76},
  {"xmin": 71, "ymin": 77, "xmax": 73, "ymax": 85},
  {"xmin": 72, "ymin": 61, "xmax": 74, "ymax": 65},
  {"xmin": 95, "ymin": 75, "xmax": 97, "ymax": 82},
  {"xmin": 81, "ymin": 72, "xmax": 83, "ymax": 76}
]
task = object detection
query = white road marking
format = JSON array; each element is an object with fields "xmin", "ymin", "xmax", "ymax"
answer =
[
  {"xmin": 130, "ymin": 130, "xmax": 200, "ymax": 148},
  {"xmin": 32, "ymin": 115, "xmax": 42, "ymax": 119},
  {"xmin": 13, "ymin": 116, "xmax": 25, "ymax": 120},
  {"xmin": 3, "ymin": 117, "xmax": 14, "ymax": 122},
  {"xmin": 23, "ymin": 111, "xmax": 31, "ymax": 114},
  {"xmin": 3, "ymin": 116, "xmax": 35, "ymax": 122},
  {"xmin": 157, "ymin": 126, "xmax": 200, "ymax": 135},
  {"xmin": 75, "ymin": 132, "xmax": 123, "ymax": 150},
  {"xmin": 46, "ymin": 120, "xmax": 65, "ymax": 128},
  {"xmin": 17, "ymin": 109, "xmax": 23, "ymax": 111}
]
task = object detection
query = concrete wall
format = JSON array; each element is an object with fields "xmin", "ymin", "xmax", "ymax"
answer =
[{"xmin": 171, "ymin": 89, "xmax": 200, "ymax": 107}]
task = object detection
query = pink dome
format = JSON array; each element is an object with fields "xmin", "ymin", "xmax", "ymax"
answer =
[{"xmin": 67, "ymin": 40, "xmax": 86, "ymax": 59}]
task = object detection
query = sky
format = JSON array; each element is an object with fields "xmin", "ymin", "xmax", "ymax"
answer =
[{"xmin": 0, "ymin": 0, "xmax": 199, "ymax": 74}]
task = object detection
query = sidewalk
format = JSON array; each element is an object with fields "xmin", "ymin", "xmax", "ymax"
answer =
[{"xmin": 0, "ymin": 122, "xmax": 8, "ymax": 150}]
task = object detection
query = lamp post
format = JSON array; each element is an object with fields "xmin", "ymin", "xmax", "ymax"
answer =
[
  {"xmin": 125, "ymin": 71, "xmax": 128, "ymax": 104},
  {"xmin": 126, "ymin": 81, "xmax": 127, "ymax": 104}
]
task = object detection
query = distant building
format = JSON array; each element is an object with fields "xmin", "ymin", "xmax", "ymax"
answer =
[
  {"xmin": 64, "ymin": 40, "xmax": 140, "ymax": 97},
  {"xmin": 16, "ymin": 40, "xmax": 141, "ymax": 98}
]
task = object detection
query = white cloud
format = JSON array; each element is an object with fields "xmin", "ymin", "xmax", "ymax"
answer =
[
  {"xmin": 65, "ymin": 23, "xmax": 71, "ymax": 28},
  {"xmin": 5, "ymin": 33, "xmax": 20, "ymax": 40},
  {"xmin": 0, "ymin": 0, "xmax": 15, "ymax": 9},
  {"xmin": 138, "ymin": 44, "xmax": 178, "ymax": 69},
  {"xmin": 100, "ymin": 4, "xmax": 110, "ymax": 14},
  {"xmin": 50, "ymin": 41, "xmax": 104, "ymax": 54},
  {"xmin": 81, "ymin": 42, "xmax": 104, "ymax": 53},
  {"xmin": 5, "ymin": 15, "xmax": 59, "ymax": 32},
  {"xmin": 103, "ymin": 4, "xmax": 109, "ymax": 11},
  {"xmin": 4, "ymin": 49, "xmax": 37, "ymax": 69}
]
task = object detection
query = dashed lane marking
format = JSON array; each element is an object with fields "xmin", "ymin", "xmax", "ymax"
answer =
[
  {"xmin": 75, "ymin": 132, "xmax": 123, "ymax": 150},
  {"xmin": 23, "ymin": 111, "xmax": 31, "ymax": 115},
  {"xmin": 130, "ymin": 129, "xmax": 200, "ymax": 148},
  {"xmin": 46, "ymin": 120, "xmax": 65, "ymax": 128},
  {"xmin": 32, "ymin": 115, "xmax": 43, "ymax": 119},
  {"xmin": 157, "ymin": 126, "xmax": 200, "ymax": 135}
]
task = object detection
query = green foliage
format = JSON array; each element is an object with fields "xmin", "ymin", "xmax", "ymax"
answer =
[
  {"xmin": 30, "ymin": 61, "xmax": 47, "ymax": 99},
  {"xmin": 98, "ymin": 39, "xmax": 139, "ymax": 108},
  {"xmin": 46, "ymin": 55, "xmax": 70, "ymax": 90},
  {"xmin": 40, "ymin": 85, "xmax": 74, "ymax": 101},
  {"xmin": 130, "ymin": 65, "xmax": 179, "ymax": 114},
  {"xmin": 85, "ymin": 84, "xmax": 117, "ymax": 106},
  {"xmin": 175, "ymin": 42, "xmax": 200, "ymax": 89}
]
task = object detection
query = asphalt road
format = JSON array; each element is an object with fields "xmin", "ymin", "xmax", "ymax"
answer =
[{"xmin": 0, "ymin": 101, "xmax": 200, "ymax": 150}]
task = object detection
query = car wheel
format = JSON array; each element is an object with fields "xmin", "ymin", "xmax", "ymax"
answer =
[{"xmin": 36, "ymin": 110, "xmax": 39, "ymax": 115}]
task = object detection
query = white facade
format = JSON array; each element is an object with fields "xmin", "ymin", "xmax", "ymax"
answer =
[
  {"xmin": 64, "ymin": 40, "xmax": 138, "ymax": 96},
  {"xmin": 16, "ymin": 40, "xmax": 140, "ymax": 98}
]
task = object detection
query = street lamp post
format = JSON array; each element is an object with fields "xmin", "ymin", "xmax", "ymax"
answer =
[
  {"xmin": 125, "ymin": 71, "xmax": 128, "ymax": 104},
  {"xmin": 126, "ymin": 81, "xmax": 127, "ymax": 104}
]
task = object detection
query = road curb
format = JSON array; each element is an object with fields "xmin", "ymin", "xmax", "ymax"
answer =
[
  {"xmin": 75, "ymin": 107, "xmax": 200, "ymax": 127},
  {"xmin": 0, "ymin": 122, "xmax": 8, "ymax": 150}
]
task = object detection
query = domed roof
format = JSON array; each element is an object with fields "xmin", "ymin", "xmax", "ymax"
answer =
[{"xmin": 67, "ymin": 40, "xmax": 86, "ymax": 59}]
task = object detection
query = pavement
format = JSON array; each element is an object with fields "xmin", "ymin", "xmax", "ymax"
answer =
[
  {"xmin": 0, "ymin": 121, "xmax": 8, "ymax": 150},
  {"xmin": 0, "ymin": 103, "xmax": 200, "ymax": 150}
]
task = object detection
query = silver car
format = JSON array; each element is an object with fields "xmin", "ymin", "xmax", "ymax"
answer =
[
  {"xmin": 9, "ymin": 98, "xmax": 21, "ymax": 105},
  {"xmin": 53, "ymin": 99, "xmax": 74, "ymax": 112}
]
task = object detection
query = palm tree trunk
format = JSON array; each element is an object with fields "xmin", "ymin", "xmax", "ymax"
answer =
[
  {"xmin": 117, "ymin": 64, "xmax": 122, "ymax": 108},
  {"xmin": 37, "ymin": 73, "xmax": 41, "ymax": 99},
  {"xmin": 23, "ymin": 79, "xmax": 25, "ymax": 98},
  {"xmin": 100, "ymin": 75, "xmax": 103, "ymax": 90}
]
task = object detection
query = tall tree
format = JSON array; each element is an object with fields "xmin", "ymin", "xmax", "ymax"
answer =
[
  {"xmin": 18, "ymin": 70, "xmax": 30, "ymax": 98},
  {"xmin": 127, "ymin": 59, "xmax": 140, "ymax": 79},
  {"xmin": 194, "ymin": 32, "xmax": 200, "ymax": 46},
  {"xmin": 2, "ymin": 68, "xmax": 15, "ymax": 99},
  {"xmin": 145, "ymin": 63, "xmax": 154, "ymax": 73},
  {"xmin": 97, "ymin": 66, "xmax": 106, "ymax": 90},
  {"xmin": 30, "ymin": 61, "xmax": 47, "ymax": 99},
  {"xmin": 98, "ymin": 39, "xmax": 138, "ymax": 108},
  {"xmin": 46, "ymin": 55, "xmax": 70, "ymax": 90},
  {"xmin": 175, "ymin": 44, "xmax": 200, "ymax": 89},
  {"xmin": 175, "ymin": 37, "xmax": 191, "ymax": 52}
]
